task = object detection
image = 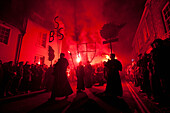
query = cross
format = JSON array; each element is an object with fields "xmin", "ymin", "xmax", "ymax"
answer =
[{"xmin": 103, "ymin": 38, "xmax": 118, "ymax": 54}]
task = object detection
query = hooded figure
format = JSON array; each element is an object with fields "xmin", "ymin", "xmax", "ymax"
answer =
[
  {"xmin": 50, "ymin": 53, "xmax": 73, "ymax": 100},
  {"xmin": 105, "ymin": 54, "xmax": 123, "ymax": 97},
  {"xmin": 76, "ymin": 61, "xmax": 85, "ymax": 93}
]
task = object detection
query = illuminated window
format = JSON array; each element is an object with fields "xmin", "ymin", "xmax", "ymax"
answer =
[
  {"xmin": 162, "ymin": 1, "xmax": 170, "ymax": 32},
  {"xmin": 34, "ymin": 55, "xmax": 45, "ymax": 65},
  {"xmin": 0, "ymin": 25, "xmax": 10, "ymax": 45},
  {"xmin": 37, "ymin": 33, "xmax": 47, "ymax": 48}
]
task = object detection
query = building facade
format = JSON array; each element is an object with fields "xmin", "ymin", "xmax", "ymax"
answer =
[
  {"xmin": 132, "ymin": 0, "xmax": 170, "ymax": 58},
  {"xmin": 0, "ymin": 20, "xmax": 21, "ymax": 63},
  {"xmin": 0, "ymin": 11, "xmax": 63, "ymax": 66},
  {"xmin": 19, "ymin": 15, "xmax": 62, "ymax": 66}
]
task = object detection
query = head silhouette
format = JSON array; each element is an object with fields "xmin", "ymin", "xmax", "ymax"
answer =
[
  {"xmin": 60, "ymin": 53, "xmax": 65, "ymax": 58},
  {"xmin": 110, "ymin": 54, "xmax": 115, "ymax": 60}
]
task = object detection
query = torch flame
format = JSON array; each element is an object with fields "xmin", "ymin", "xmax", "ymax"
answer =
[
  {"xmin": 105, "ymin": 55, "xmax": 111, "ymax": 60},
  {"xmin": 76, "ymin": 53, "xmax": 81, "ymax": 63}
]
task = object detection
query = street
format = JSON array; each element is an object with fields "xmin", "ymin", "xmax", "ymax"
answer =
[
  {"xmin": 0, "ymin": 0, "xmax": 170, "ymax": 112},
  {"xmin": 0, "ymin": 79, "xmax": 168, "ymax": 113}
]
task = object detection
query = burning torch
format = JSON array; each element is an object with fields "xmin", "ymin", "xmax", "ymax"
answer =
[{"xmin": 68, "ymin": 51, "xmax": 76, "ymax": 71}]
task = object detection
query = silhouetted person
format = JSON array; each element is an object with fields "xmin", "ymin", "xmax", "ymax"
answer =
[
  {"xmin": 1, "ymin": 61, "xmax": 15, "ymax": 96},
  {"xmin": 105, "ymin": 54, "xmax": 123, "ymax": 97},
  {"xmin": 49, "ymin": 53, "xmax": 73, "ymax": 101},
  {"xmin": 76, "ymin": 61, "xmax": 85, "ymax": 93},
  {"xmin": 162, "ymin": 38, "xmax": 170, "ymax": 96},
  {"xmin": 84, "ymin": 61, "xmax": 93, "ymax": 88},
  {"xmin": 10, "ymin": 62, "xmax": 23, "ymax": 95},
  {"xmin": 0, "ymin": 60, "xmax": 4, "ymax": 97},
  {"xmin": 103, "ymin": 61, "xmax": 107, "ymax": 80},
  {"xmin": 19, "ymin": 64, "xmax": 31, "ymax": 93},
  {"xmin": 37, "ymin": 65, "xmax": 44, "ymax": 89},
  {"xmin": 30, "ymin": 64, "xmax": 38, "ymax": 91},
  {"xmin": 142, "ymin": 53, "xmax": 151, "ymax": 99},
  {"xmin": 150, "ymin": 39, "xmax": 163, "ymax": 102},
  {"xmin": 44, "ymin": 65, "xmax": 54, "ymax": 91},
  {"xmin": 136, "ymin": 54, "xmax": 143, "ymax": 89}
]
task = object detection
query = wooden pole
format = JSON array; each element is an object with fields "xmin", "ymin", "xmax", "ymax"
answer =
[{"xmin": 110, "ymin": 37, "xmax": 112, "ymax": 54}]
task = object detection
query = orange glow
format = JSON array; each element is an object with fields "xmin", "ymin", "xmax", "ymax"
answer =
[
  {"xmin": 101, "ymin": 55, "xmax": 110, "ymax": 62},
  {"xmin": 67, "ymin": 68, "xmax": 70, "ymax": 77},
  {"xmin": 102, "ymin": 55, "xmax": 117, "ymax": 62},
  {"xmin": 105, "ymin": 55, "xmax": 111, "ymax": 60},
  {"xmin": 38, "ymin": 61, "xmax": 40, "ymax": 65},
  {"xmin": 68, "ymin": 51, "xmax": 70, "ymax": 54},
  {"xmin": 76, "ymin": 53, "xmax": 81, "ymax": 63},
  {"xmin": 102, "ymin": 59, "xmax": 108, "ymax": 62}
]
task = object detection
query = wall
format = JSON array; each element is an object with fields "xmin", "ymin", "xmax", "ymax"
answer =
[
  {"xmin": 132, "ymin": 0, "xmax": 169, "ymax": 58},
  {"xmin": 0, "ymin": 21, "xmax": 20, "ymax": 63},
  {"xmin": 19, "ymin": 19, "xmax": 60, "ymax": 66}
]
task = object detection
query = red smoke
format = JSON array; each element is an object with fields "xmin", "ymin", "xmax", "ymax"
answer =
[{"xmin": 25, "ymin": 0, "xmax": 146, "ymax": 68}]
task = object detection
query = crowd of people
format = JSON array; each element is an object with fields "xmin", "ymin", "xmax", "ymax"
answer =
[
  {"xmin": 49, "ymin": 52, "xmax": 123, "ymax": 101},
  {"xmin": 69, "ymin": 61, "xmax": 107, "ymax": 87},
  {"xmin": 2, "ymin": 37, "xmax": 169, "ymax": 103},
  {"xmin": 0, "ymin": 51, "xmax": 124, "ymax": 101},
  {"xmin": 0, "ymin": 56, "xmax": 108, "ymax": 99},
  {"xmin": 0, "ymin": 60, "xmax": 54, "ymax": 98},
  {"xmin": 126, "ymin": 38, "xmax": 170, "ymax": 103}
]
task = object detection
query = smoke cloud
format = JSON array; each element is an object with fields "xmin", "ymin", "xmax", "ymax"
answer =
[{"xmin": 24, "ymin": 0, "xmax": 146, "ymax": 67}]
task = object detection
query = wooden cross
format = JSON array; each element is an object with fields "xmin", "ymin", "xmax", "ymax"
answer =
[{"xmin": 103, "ymin": 38, "xmax": 118, "ymax": 54}]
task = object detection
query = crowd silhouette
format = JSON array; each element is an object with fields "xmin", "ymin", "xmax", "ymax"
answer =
[
  {"xmin": 1, "ymin": 38, "xmax": 170, "ymax": 106},
  {"xmin": 0, "ymin": 60, "xmax": 52, "ymax": 98},
  {"xmin": 2, "ymin": 37, "xmax": 170, "ymax": 106},
  {"xmin": 0, "ymin": 53, "xmax": 108, "ymax": 99},
  {"xmin": 126, "ymin": 38, "xmax": 170, "ymax": 104},
  {"xmin": 0, "ymin": 53, "xmax": 123, "ymax": 99},
  {"xmin": 1, "ymin": 38, "xmax": 170, "ymax": 112}
]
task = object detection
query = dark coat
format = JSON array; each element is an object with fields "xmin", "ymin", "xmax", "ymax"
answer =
[
  {"xmin": 76, "ymin": 65, "xmax": 85, "ymax": 90},
  {"xmin": 105, "ymin": 59, "xmax": 123, "ymax": 96},
  {"xmin": 51, "ymin": 58, "xmax": 73, "ymax": 97},
  {"xmin": 84, "ymin": 64, "xmax": 93, "ymax": 88}
]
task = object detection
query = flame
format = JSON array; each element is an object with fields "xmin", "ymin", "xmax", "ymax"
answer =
[
  {"xmin": 67, "ymin": 68, "xmax": 70, "ymax": 77},
  {"xmin": 102, "ymin": 59, "xmax": 108, "ymax": 62},
  {"xmin": 105, "ymin": 55, "xmax": 111, "ymax": 60},
  {"xmin": 76, "ymin": 53, "xmax": 81, "ymax": 63},
  {"xmin": 68, "ymin": 51, "xmax": 70, "ymax": 54},
  {"xmin": 103, "ymin": 55, "xmax": 117, "ymax": 61},
  {"xmin": 38, "ymin": 61, "xmax": 40, "ymax": 65}
]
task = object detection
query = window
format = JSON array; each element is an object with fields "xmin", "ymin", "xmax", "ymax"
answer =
[
  {"xmin": 0, "ymin": 25, "xmax": 10, "ymax": 45},
  {"xmin": 162, "ymin": 1, "xmax": 170, "ymax": 32},
  {"xmin": 37, "ymin": 33, "xmax": 47, "ymax": 48},
  {"xmin": 34, "ymin": 55, "xmax": 45, "ymax": 65}
]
